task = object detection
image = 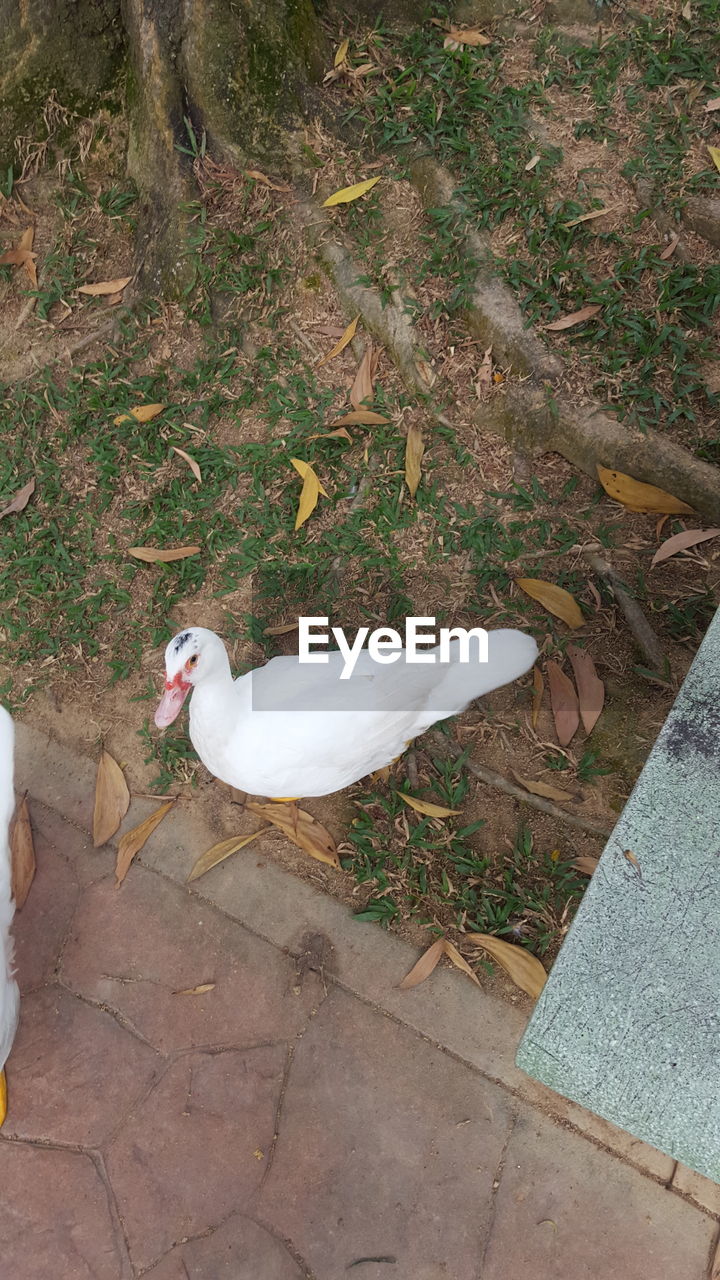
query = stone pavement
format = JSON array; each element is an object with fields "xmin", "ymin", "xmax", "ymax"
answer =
[{"xmin": 2, "ymin": 724, "xmax": 719, "ymax": 1280}]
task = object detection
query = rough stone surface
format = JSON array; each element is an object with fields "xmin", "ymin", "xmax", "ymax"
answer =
[
  {"xmin": 107, "ymin": 1046, "xmax": 286, "ymax": 1271},
  {"xmin": 13, "ymin": 812, "xmax": 80, "ymax": 991},
  {"xmin": 257, "ymin": 990, "xmax": 514, "ymax": 1280},
  {"xmin": 62, "ymin": 864, "xmax": 324, "ymax": 1053},
  {"xmin": 482, "ymin": 1112, "xmax": 717, "ymax": 1280},
  {"xmin": 4, "ymin": 983, "xmax": 160, "ymax": 1146},
  {"xmin": 518, "ymin": 606, "xmax": 720, "ymax": 1181},
  {"xmin": 143, "ymin": 1213, "xmax": 306, "ymax": 1279},
  {"xmin": 0, "ymin": 1142, "xmax": 129, "ymax": 1279}
]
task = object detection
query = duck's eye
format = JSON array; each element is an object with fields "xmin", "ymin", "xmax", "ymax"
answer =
[{"xmin": 187, "ymin": 654, "xmax": 199, "ymax": 669}]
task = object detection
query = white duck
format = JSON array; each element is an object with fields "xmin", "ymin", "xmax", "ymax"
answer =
[
  {"xmin": 0, "ymin": 706, "xmax": 19, "ymax": 1124},
  {"xmin": 154, "ymin": 625, "xmax": 537, "ymax": 798}
]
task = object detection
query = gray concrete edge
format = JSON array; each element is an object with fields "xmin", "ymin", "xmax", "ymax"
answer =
[{"xmin": 13, "ymin": 721, "xmax": 719, "ymax": 1217}]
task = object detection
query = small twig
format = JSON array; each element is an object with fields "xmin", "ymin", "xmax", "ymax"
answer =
[
  {"xmin": 287, "ymin": 317, "xmax": 320, "ymax": 360},
  {"xmin": 429, "ymin": 734, "xmax": 611, "ymax": 839},
  {"xmin": 585, "ymin": 552, "xmax": 668, "ymax": 674},
  {"xmin": 62, "ymin": 317, "xmax": 118, "ymax": 360}
]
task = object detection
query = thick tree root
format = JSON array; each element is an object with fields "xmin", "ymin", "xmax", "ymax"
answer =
[
  {"xmin": 474, "ymin": 381, "xmax": 720, "ymax": 524},
  {"xmin": 585, "ymin": 553, "xmax": 668, "ymax": 676},
  {"xmin": 409, "ymin": 154, "xmax": 562, "ymax": 382}
]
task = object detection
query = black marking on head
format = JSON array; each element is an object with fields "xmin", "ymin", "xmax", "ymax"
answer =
[{"xmin": 174, "ymin": 630, "xmax": 193, "ymax": 654}]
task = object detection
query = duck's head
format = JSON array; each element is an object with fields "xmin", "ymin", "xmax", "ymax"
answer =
[{"xmin": 154, "ymin": 627, "xmax": 228, "ymax": 728}]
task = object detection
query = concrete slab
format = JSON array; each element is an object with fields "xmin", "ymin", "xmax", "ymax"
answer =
[{"xmin": 517, "ymin": 606, "xmax": 720, "ymax": 1182}]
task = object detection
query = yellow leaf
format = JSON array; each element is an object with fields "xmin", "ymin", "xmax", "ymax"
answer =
[
  {"xmin": 442, "ymin": 940, "xmax": 482, "ymax": 987},
  {"xmin": 707, "ymin": 145, "xmax": 720, "ymax": 172},
  {"xmin": 563, "ymin": 205, "xmax": 621, "ymax": 229},
  {"xmin": 444, "ymin": 26, "xmax": 491, "ymax": 46},
  {"xmin": 515, "ymin": 578, "xmax": 584, "ymax": 629},
  {"xmin": 317, "ymin": 314, "xmax": 359, "ymax": 366},
  {"xmin": 171, "ymin": 446, "xmax": 202, "ymax": 482},
  {"xmin": 115, "ymin": 800, "xmax": 176, "ymax": 885},
  {"xmin": 404, "ymin": 424, "xmax": 424, "ymax": 499},
  {"xmin": 172, "ymin": 983, "xmax": 216, "ymax": 995},
  {"xmin": 331, "ymin": 411, "xmax": 388, "ymax": 426},
  {"xmin": 128, "ymin": 545, "xmax": 201, "ymax": 563},
  {"xmin": 93, "ymin": 749, "xmax": 130, "ymax": 847},
  {"xmin": 246, "ymin": 801, "xmax": 340, "ymax": 868},
  {"xmin": 306, "ymin": 428, "xmax": 353, "ymax": 443},
  {"xmin": 186, "ymin": 831, "xmax": 262, "ymax": 882},
  {"xmin": 511, "ymin": 772, "xmax": 573, "ymax": 804},
  {"xmin": 291, "ymin": 458, "xmax": 327, "ymax": 531},
  {"xmin": 114, "ymin": 403, "xmax": 166, "ymax": 425},
  {"xmin": 78, "ymin": 276, "xmax": 133, "ymax": 296},
  {"xmin": 398, "ymin": 938, "xmax": 445, "ymax": 989},
  {"xmin": 543, "ymin": 304, "xmax": 602, "ymax": 331},
  {"xmin": 466, "ymin": 934, "xmax": 547, "ymax": 999},
  {"xmin": 531, "ymin": 665, "xmax": 544, "ymax": 729},
  {"xmin": 596, "ymin": 465, "xmax": 694, "ymax": 514},
  {"xmin": 334, "ymin": 37, "xmax": 349, "ymax": 66},
  {"xmin": 399, "ymin": 793, "xmax": 460, "ymax": 818},
  {"xmin": 322, "ymin": 177, "xmax": 381, "ymax": 207},
  {"xmin": 10, "ymin": 794, "xmax": 36, "ymax": 910},
  {"xmin": 350, "ymin": 343, "xmax": 377, "ymax": 410}
]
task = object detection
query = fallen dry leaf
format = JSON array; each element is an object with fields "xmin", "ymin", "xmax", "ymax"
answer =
[
  {"xmin": 475, "ymin": 344, "xmax": 493, "ymax": 397},
  {"xmin": 171, "ymin": 446, "xmax": 202, "ymax": 482},
  {"xmin": 398, "ymin": 938, "xmax": 445, "ymax": 989},
  {"xmin": 596, "ymin": 465, "xmax": 694, "ymax": 514},
  {"xmin": 331, "ymin": 410, "xmax": 388, "ymax": 426},
  {"xmin": 404, "ymin": 424, "xmax": 425, "ymax": 500},
  {"xmin": 115, "ymin": 799, "xmax": 176, "ymax": 885},
  {"xmin": 546, "ymin": 660, "xmax": 580, "ymax": 747},
  {"xmin": 291, "ymin": 457, "xmax": 328, "ymax": 530},
  {"xmin": 682, "ymin": 0, "xmax": 692, "ymax": 16},
  {"xmin": 567, "ymin": 645, "xmax": 605, "ymax": 735},
  {"xmin": 0, "ymin": 226, "xmax": 38, "ymax": 287},
  {"xmin": 515, "ymin": 578, "xmax": 584, "ymax": 629},
  {"xmin": 708, "ymin": 145, "xmax": 720, "ymax": 173},
  {"xmin": 544, "ymin": 304, "xmax": 602, "ymax": 331},
  {"xmin": 573, "ymin": 856, "xmax": 599, "ymax": 876},
  {"xmin": 322, "ymin": 177, "xmax": 380, "ymax": 207},
  {"xmin": 563, "ymin": 205, "xmax": 620, "ymax": 229},
  {"xmin": 350, "ymin": 343, "xmax": 377, "ymax": 410},
  {"xmin": 399, "ymin": 793, "xmax": 460, "ymax": 818},
  {"xmin": 443, "ymin": 25, "xmax": 491, "ymax": 46},
  {"xmin": 244, "ymin": 169, "xmax": 290, "ymax": 191},
  {"xmin": 93, "ymin": 749, "xmax": 130, "ymax": 847},
  {"xmin": 442, "ymin": 940, "xmax": 482, "ymax": 987},
  {"xmin": 128, "ymin": 545, "xmax": 201, "ymax": 563},
  {"xmin": 114, "ymin": 403, "xmax": 166, "ymax": 425},
  {"xmin": 172, "ymin": 983, "xmax": 216, "ymax": 995},
  {"xmin": 317, "ymin": 314, "xmax": 359, "ymax": 366},
  {"xmin": 466, "ymin": 933, "xmax": 547, "ymax": 999},
  {"xmin": 262, "ymin": 622, "xmax": 299, "ymax": 636},
  {"xmin": 10, "ymin": 794, "xmax": 35, "ymax": 909},
  {"xmin": 531, "ymin": 665, "xmax": 544, "ymax": 730},
  {"xmin": 306, "ymin": 428, "xmax": 352, "ymax": 443},
  {"xmin": 511, "ymin": 772, "xmax": 573, "ymax": 804},
  {"xmin": 77, "ymin": 276, "xmax": 132, "ymax": 297},
  {"xmin": 660, "ymin": 233, "xmax": 679, "ymax": 260},
  {"xmin": 0, "ymin": 477, "xmax": 35, "ymax": 520},
  {"xmin": 704, "ymin": 97, "xmax": 720, "ymax": 112},
  {"xmin": 525, "ymin": 154, "xmax": 541, "ymax": 172},
  {"xmin": 334, "ymin": 36, "xmax": 349, "ymax": 66},
  {"xmin": 651, "ymin": 527, "xmax": 720, "ymax": 566},
  {"xmin": 186, "ymin": 831, "xmax": 262, "ymax": 882},
  {"xmin": 246, "ymin": 801, "xmax": 340, "ymax": 868}
]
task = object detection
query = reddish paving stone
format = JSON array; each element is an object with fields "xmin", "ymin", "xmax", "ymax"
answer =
[
  {"xmin": 62, "ymin": 867, "xmax": 322, "ymax": 1054},
  {"xmin": 4, "ymin": 984, "xmax": 160, "ymax": 1147},
  {"xmin": 482, "ymin": 1111, "xmax": 716, "ymax": 1280},
  {"xmin": 144, "ymin": 1213, "xmax": 305, "ymax": 1279},
  {"xmin": 256, "ymin": 990, "xmax": 514, "ymax": 1280},
  {"xmin": 106, "ymin": 1045, "xmax": 286, "ymax": 1272},
  {"xmin": 27, "ymin": 799, "xmax": 115, "ymax": 884},
  {"xmin": 13, "ymin": 826, "xmax": 80, "ymax": 991},
  {"xmin": 0, "ymin": 1141, "xmax": 129, "ymax": 1279}
]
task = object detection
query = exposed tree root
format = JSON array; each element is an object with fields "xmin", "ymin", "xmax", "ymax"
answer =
[{"xmin": 584, "ymin": 553, "xmax": 669, "ymax": 677}]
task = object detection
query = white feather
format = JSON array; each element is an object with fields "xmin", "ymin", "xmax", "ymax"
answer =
[
  {"xmin": 0, "ymin": 706, "xmax": 20, "ymax": 1069},
  {"xmin": 161, "ymin": 627, "xmax": 538, "ymax": 797}
]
